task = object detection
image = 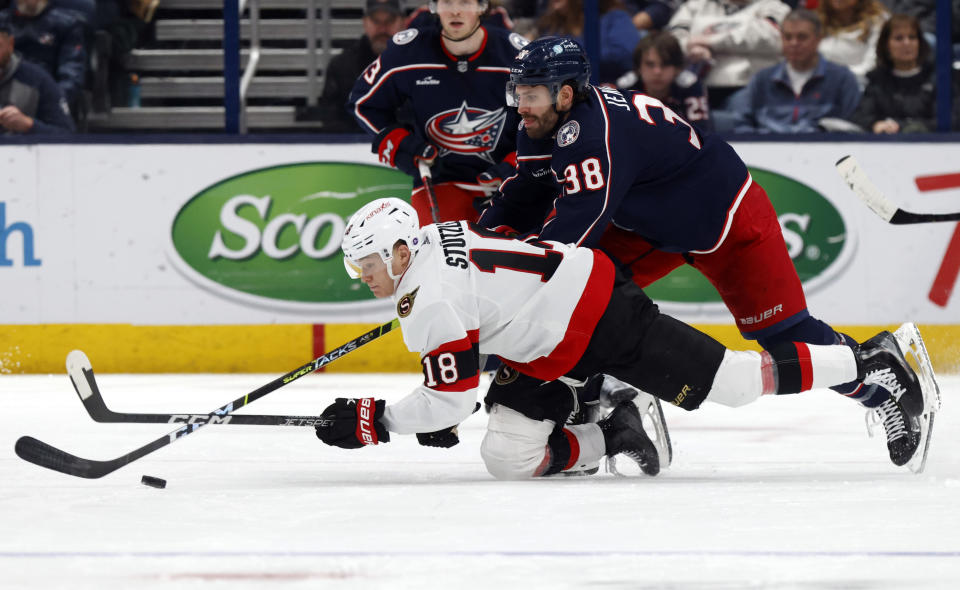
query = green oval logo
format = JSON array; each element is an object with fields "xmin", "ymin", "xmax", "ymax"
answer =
[
  {"xmin": 170, "ymin": 162, "xmax": 412, "ymax": 309},
  {"xmin": 644, "ymin": 167, "xmax": 853, "ymax": 306}
]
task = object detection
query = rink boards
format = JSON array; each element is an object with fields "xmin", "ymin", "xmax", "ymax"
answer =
[{"xmin": 2, "ymin": 139, "xmax": 959, "ymax": 373}]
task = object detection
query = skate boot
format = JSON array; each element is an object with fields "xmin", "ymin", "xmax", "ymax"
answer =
[
  {"xmin": 565, "ymin": 374, "xmax": 639, "ymax": 426},
  {"xmin": 599, "ymin": 376, "xmax": 673, "ymax": 475},
  {"xmin": 598, "ymin": 401, "xmax": 660, "ymax": 476},
  {"xmin": 856, "ymin": 325, "xmax": 939, "ymax": 470}
]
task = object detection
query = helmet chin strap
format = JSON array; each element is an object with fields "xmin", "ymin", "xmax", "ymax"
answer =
[{"xmin": 386, "ymin": 249, "xmax": 415, "ymax": 282}]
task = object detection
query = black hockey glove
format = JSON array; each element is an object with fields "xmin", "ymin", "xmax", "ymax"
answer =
[
  {"xmin": 315, "ymin": 397, "xmax": 390, "ymax": 449},
  {"xmin": 415, "ymin": 403, "xmax": 482, "ymax": 448},
  {"xmin": 416, "ymin": 425, "xmax": 462, "ymax": 448}
]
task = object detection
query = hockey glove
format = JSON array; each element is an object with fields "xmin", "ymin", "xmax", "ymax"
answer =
[
  {"xmin": 416, "ymin": 426, "xmax": 461, "ymax": 448},
  {"xmin": 372, "ymin": 125, "xmax": 440, "ymax": 177},
  {"xmin": 415, "ymin": 402, "xmax": 482, "ymax": 448},
  {"xmin": 315, "ymin": 397, "xmax": 390, "ymax": 449},
  {"xmin": 476, "ymin": 157, "xmax": 517, "ymax": 192}
]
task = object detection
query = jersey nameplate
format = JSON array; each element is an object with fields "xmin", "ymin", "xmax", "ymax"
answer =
[{"xmin": 437, "ymin": 222, "xmax": 469, "ymax": 269}]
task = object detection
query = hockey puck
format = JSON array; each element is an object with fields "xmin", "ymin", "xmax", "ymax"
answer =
[{"xmin": 141, "ymin": 475, "xmax": 167, "ymax": 489}]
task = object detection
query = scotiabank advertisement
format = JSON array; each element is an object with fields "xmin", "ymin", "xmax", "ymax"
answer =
[{"xmin": 1, "ymin": 141, "xmax": 958, "ymax": 326}]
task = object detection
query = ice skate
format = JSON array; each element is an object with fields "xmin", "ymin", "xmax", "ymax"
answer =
[
  {"xmin": 598, "ymin": 401, "xmax": 660, "ymax": 476},
  {"xmin": 857, "ymin": 323, "xmax": 941, "ymax": 473},
  {"xmin": 599, "ymin": 376, "xmax": 672, "ymax": 475}
]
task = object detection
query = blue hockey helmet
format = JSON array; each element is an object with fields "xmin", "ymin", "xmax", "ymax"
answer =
[{"xmin": 506, "ymin": 36, "xmax": 591, "ymax": 107}]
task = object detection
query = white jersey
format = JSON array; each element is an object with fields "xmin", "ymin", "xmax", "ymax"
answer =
[{"xmin": 381, "ymin": 221, "xmax": 615, "ymax": 434}]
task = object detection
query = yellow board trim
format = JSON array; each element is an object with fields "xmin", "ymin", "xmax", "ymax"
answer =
[{"xmin": 1, "ymin": 323, "xmax": 958, "ymax": 374}]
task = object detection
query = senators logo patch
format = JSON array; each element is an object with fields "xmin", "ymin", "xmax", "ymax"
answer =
[
  {"xmin": 397, "ymin": 286, "xmax": 420, "ymax": 318},
  {"xmin": 494, "ymin": 365, "xmax": 520, "ymax": 385}
]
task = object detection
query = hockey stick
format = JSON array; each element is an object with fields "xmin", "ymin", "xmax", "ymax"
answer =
[
  {"xmin": 67, "ymin": 350, "xmax": 325, "ymax": 427},
  {"xmin": 418, "ymin": 160, "xmax": 442, "ymax": 224},
  {"xmin": 836, "ymin": 155, "xmax": 960, "ymax": 224},
  {"xmin": 15, "ymin": 319, "xmax": 400, "ymax": 479}
]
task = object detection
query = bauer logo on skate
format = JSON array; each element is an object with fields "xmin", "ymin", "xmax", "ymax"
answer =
[
  {"xmin": 170, "ymin": 162, "xmax": 412, "ymax": 311},
  {"xmin": 643, "ymin": 167, "xmax": 853, "ymax": 312}
]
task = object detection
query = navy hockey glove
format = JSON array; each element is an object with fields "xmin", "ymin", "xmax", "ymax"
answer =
[
  {"xmin": 372, "ymin": 125, "xmax": 440, "ymax": 177},
  {"xmin": 315, "ymin": 397, "xmax": 390, "ymax": 449},
  {"xmin": 415, "ymin": 403, "xmax": 482, "ymax": 448},
  {"xmin": 476, "ymin": 156, "xmax": 517, "ymax": 190}
]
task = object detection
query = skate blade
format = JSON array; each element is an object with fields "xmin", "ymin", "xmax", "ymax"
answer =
[{"xmin": 892, "ymin": 322, "xmax": 941, "ymax": 474}]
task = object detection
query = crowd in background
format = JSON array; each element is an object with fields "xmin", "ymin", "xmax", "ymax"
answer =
[
  {"xmin": 1, "ymin": 0, "xmax": 958, "ymax": 135},
  {"xmin": 322, "ymin": 0, "xmax": 959, "ymax": 135}
]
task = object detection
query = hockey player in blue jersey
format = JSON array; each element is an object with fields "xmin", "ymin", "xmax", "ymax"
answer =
[
  {"xmin": 348, "ymin": 0, "xmax": 528, "ymax": 225},
  {"xmin": 616, "ymin": 31, "xmax": 712, "ymax": 133},
  {"xmin": 479, "ymin": 36, "xmax": 925, "ymax": 468}
]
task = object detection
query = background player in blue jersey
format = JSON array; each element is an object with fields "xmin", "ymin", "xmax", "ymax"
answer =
[
  {"xmin": 348, "ymin": 0, "xmax": 528, "ymax": 226},
  {"xmin": 616, "ymin": 31, "xmax": 712, "ymax": 133},
  {"xmin": 479, "ymin": 37, "xmax": 921, "ymax": 467}
]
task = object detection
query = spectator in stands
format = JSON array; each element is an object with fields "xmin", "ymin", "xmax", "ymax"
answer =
[
  {"xmin": 0, "ymin": 0, "xmax": 85, "ymax": 106},
  {"xmin": 617, "ymin": 31, "xmax": 713, "ymax": 131},
  {"xmin": 667, "ymin": 0, "xmax": 791, "ymax": 109},
  {"xmin": 849, "ymin": 13, "xmax": 956, "ymax": 133},
  {"xmin": 536, "ymin": 0, "xmax": 640, "ymax": 83},
  {"xmin": 730, "ymin": 8, "xmax": 861, "ymax": 133},
  {"xmin": 816, "ymin": 0, "xmax": 888, "ymax": 87},
  {"xmin": 0, "ymin": 19, "xmax": 75, "ymax": 133},
  {"xmin": 887, "ymin": 0, "xmax": 960, "ymax": 60},
  {"xmin": 316, "ymin": 0, "xmax": 405, "ymax": 132},
  {"xmin": 623, "ymin": 1, "xmax": 675, "ymax": 34}
]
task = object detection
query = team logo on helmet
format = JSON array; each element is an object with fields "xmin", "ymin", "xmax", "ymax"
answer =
[
  {"xmin": 557, "ymin": 120, "xmax": 580, "ymax": 147},
  {"xmin": 397, "ymin": 286, "xmax": 420, "ymax": 318},
  {"xmin": 425, "ymin": 101, "xmax": 507, "ymax": 164}
]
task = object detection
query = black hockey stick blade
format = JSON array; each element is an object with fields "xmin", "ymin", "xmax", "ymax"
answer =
[
  {"xmin": 67, "ymin": 350, "xmax": 324, "ymax": 427},
  {"xmin": 836, "ymin": 155, "xmax": 960, "ymax": 224},
  {"xmin": 16, "ymin": 319, "xmax": 400, "ymax": 479}
]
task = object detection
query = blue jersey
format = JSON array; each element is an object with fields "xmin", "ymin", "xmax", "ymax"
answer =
[
  {"xmin": 621, "ymin": 69, "xmax": 713, "ymax": 133},
  {"xmin": 485, "ymin": 85, "xmax": 750, "ymax": 253},
  {"xmin": 348, "ymin": 25, "xmax": 528, "ymax": 186}
]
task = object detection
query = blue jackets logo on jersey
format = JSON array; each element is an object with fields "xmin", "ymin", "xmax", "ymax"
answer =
[
  {"xmin": 557, "ymin": 121, "xmax": 580, "ymax": 147},
  {"xmin": 426, "ymin": 102, "xmax": 508, "ymax": 164},
  {"xmin": 392, "ymin": 29, "xmax": 418, "ymax": 45}
]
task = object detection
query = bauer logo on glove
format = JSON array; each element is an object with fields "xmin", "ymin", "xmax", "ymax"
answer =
[{"xmin": 315, "ymin": 397, "xmax": 390, "ymax": 449}]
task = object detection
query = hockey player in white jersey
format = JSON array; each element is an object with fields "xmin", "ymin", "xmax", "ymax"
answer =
[{"xmin": 315, "ymin": 198, "xmax": 939, "ymax": 478}]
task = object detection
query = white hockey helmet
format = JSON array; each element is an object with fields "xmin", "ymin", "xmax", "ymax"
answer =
[{"xmin": 341, "ymin": 197, "xmax": 422, "ymax": 280}]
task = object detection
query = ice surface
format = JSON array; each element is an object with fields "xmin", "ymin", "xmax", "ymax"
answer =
[{"xmin": 1, "ymin": 372, "xmax": 958, "ymax": 589}]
